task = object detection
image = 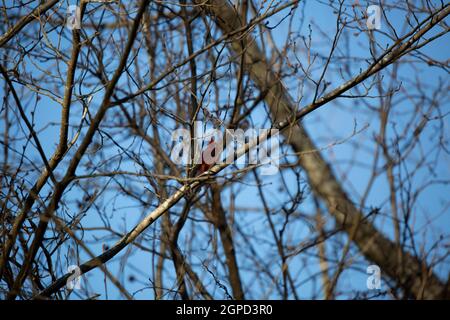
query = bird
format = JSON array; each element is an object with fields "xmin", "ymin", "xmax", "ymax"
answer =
[{"xmin": 192, "ymin": 137, "xmax": 220, "ymax": 176}]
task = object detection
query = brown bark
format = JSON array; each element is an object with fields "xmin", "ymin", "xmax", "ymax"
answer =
[{"xmin": 211, "ymin": 184, "xmax": 245, "ymax": 300}]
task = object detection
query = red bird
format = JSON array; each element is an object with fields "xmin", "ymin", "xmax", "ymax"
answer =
[{"xmin": 193, "ymin": 137, "xmax": 219, "ymax": 176}]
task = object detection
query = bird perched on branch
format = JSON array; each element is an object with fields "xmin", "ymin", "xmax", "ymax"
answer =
[{"xmin": 192, "ymin": 137, "xmax": 220, "ymax": 177}]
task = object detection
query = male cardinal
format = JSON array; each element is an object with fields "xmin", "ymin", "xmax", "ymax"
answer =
[{"xmin": 192, "ymin": 137, "xmax": 220, "ymax": 176}]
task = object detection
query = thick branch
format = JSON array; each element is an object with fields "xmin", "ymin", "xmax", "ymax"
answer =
[{"xmin": 0, "ymin": 0, "xmax": 59, "ymax": 48}]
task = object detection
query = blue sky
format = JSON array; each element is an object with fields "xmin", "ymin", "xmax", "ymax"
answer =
[{"xmin": 1, "ymin": 0, "xmax": 449, "ymax": 299}]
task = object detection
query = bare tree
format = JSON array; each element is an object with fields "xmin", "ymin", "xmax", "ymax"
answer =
[{"xmin": 0, "ymin": 0, "xmax": 449, "ymax": 300}]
